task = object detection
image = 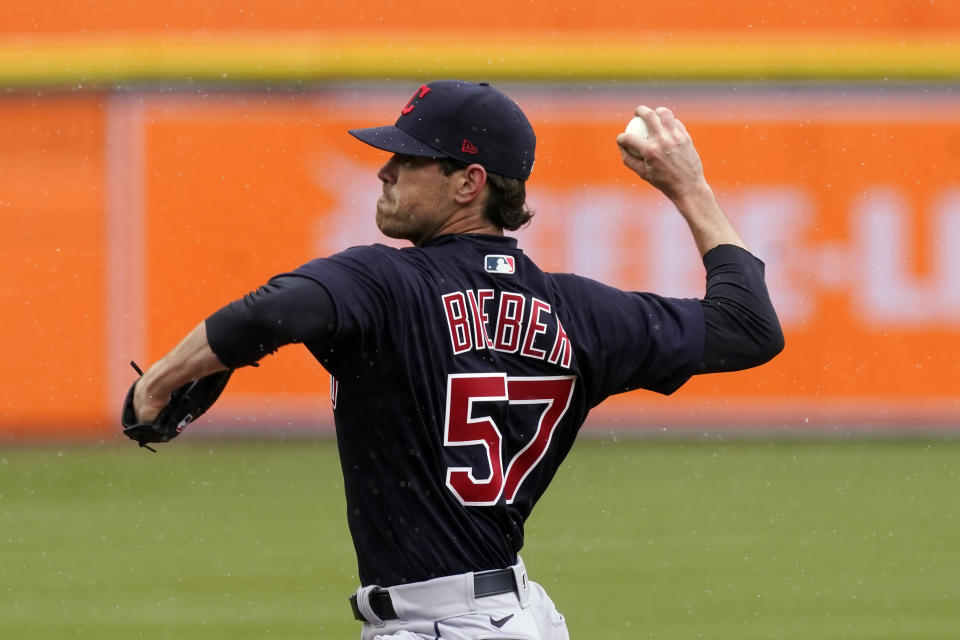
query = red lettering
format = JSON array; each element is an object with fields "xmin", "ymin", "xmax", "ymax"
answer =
[
  {"xmin": 501, "ymin": 376, "xmax": 576, "ymax": 503},
  {"xmin": 442, "ymin": 292, "xmax": 473, "ymax": 354},
  {"xmin": 520, "ymin": 298, "xmax": 551, "ymax": 360},
  {"xmin": 444, "ymin": 374, "xmax": 576, "ymax": 506},
  {"xmin": 444, "ymin": 289, "xmax": 574, "ymax": 368},
  {"xmin": 493, "ymin": 292, "xmax": 525, "ymax": 353},
  {"xmin": 467, "ymin": 289, "xmax": 495, "ymax": 349},
  {"xmin": 547, "ymin": 318, "xmax": 572, "ymax": 368},
  {"xmin": 444, "ymin": 374, "xmax": 507, "ymax": 505}
]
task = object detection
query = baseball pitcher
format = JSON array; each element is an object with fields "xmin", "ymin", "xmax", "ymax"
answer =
[{"xmin": 124, "ymin": 80, "xmax": 784, "ymax": 639}]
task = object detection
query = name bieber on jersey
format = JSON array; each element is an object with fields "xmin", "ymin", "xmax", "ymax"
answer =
[{"xmin": 441, "ymin": 289, "xmax": 573, "ymax": 368}]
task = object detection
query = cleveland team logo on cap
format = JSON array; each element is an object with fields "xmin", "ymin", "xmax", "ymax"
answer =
[{"xmin": 485, "ymin": 255, "xmax": 515, "ymax": 274}]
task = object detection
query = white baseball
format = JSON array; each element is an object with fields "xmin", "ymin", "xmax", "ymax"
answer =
[
  {"xmin": 625, "ymin": 116, "xmax": 649, "ymax": 139},
  {"xmin": 623, "ymin": 116, "xmax": 649, "ymax": 157}
]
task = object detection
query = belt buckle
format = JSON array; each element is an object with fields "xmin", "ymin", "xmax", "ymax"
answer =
[{"xmin": 350, "ymin": 587, "xmax": 397, "ymax": 623}]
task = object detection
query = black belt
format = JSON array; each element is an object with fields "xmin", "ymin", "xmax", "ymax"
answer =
[{"xmin": 349, "ymin": 567, "xmax": 517, "ymax": 622}]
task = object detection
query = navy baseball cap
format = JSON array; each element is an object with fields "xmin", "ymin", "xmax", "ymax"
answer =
[{"xmin": 349, "ymin": 80, "xmax": 536, "ymax": 180}]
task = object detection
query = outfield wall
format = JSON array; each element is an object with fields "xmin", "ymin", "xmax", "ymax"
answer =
[
  {"xmin": 2, "ymin": 1, "xmax": 959, "ymax": 438},
  {"xmin": 4, "ymin": 86, "xmax": 960, "ymax": 437}
]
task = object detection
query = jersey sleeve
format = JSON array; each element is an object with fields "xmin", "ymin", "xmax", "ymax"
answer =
[
  {"xmin": 698, "ymin": 244, "xmax": 784, "ymax": 372},
  {"xmin": 205, "ymin": 245, "xmax": 398, "ymax": 368},
  {"xmin": 283, "ymin": 244, "xmax": 400, "ymax": 346},
  {"xmin": 558, "ymin": 275, "xmax": 705, "ymax": 399},
  {"xmin": 204, "ymin": 275, "xmax": 336, "ymax": 368}
]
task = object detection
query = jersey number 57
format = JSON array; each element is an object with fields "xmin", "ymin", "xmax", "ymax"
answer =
[{"xmin": 443, "ymin": 373, "xmax": 576, "ymax": 506}]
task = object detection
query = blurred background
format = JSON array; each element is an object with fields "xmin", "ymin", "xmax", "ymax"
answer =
[
  {"xmin": 1, "ymin": 3, "xmax": 960, "ymax": 638},
  {"xmin": 3, "ymin": 0, "xmax": 960, "ymax": 441}
]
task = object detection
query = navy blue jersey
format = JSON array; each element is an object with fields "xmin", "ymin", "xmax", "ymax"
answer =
[{"xmin": 286, "ymin": 234, "xmax": 703, "ymax": 586}]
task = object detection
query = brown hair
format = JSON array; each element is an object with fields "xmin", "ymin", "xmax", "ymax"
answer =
[{"xmin": 438, "ymin": 159, "xmax": 534, "ymax": 231}]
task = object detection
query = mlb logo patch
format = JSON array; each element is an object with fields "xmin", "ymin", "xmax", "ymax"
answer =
[{"xmin": 485, "ymin": 255, "xmax": 516, "ymax": 274}]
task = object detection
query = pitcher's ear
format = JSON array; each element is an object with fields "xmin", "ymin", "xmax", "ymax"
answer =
[{"xmin": 455, "ymin": 164, "xmax": 488, "ymax": 204}]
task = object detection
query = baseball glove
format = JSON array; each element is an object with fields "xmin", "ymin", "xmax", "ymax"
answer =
[{"xmin": 121, "ymin": 361, "xmax": 233, "ymax": 451}]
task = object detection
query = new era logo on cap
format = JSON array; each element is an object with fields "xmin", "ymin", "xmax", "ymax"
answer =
[
  {"xmin": 485, "ymin": 255, "xmax": 515, "ymax": 274},
  {"xmin": 461, "ymin": 139, "xmax": 479, "ymax": 154}
]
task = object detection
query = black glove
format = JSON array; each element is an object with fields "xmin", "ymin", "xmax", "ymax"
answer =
[{"xmin": 121, "ymin": 361, "xmax": 233, "ymax": 451}]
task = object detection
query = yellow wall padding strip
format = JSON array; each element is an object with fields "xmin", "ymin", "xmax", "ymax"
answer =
[{"xmin": 0, "ymin": 33, "xmax": 957, "ymax": 86}]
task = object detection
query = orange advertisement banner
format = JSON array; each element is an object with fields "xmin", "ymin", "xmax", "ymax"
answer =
[
  {"xmin": 4, "ymin": 86, "xmax": 960, "ymax": 438},
  {"xmin": 0, "ymin": 94, "xmax": 106, "ymax": 434}
]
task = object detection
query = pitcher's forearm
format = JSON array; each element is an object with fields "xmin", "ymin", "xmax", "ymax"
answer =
[
  {"xmin": 671, "ymin": 181, "xmax": 747, "ymax": 257},
  {"xmin": 134, "ymin": 322, "xmax": 227, "ymax": 421}
]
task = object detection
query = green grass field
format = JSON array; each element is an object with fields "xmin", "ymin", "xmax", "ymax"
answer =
[{"xmin": 2, "ymin": 437, "xmax": 959, "ymax": 639}]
